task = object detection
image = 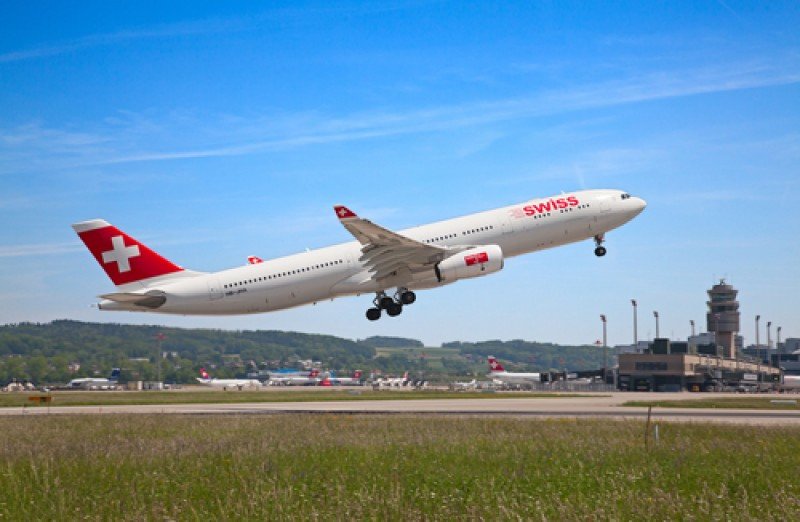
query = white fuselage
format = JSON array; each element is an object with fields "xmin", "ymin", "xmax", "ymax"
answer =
[
  {"xmin": 267, "ymin": 375, "xmax": 320, "ymax": 386},
  {"xmin": 100, "ymin": 189, "xmax": 645, "ymax": 315},
  {"xmin": 66, "ymin": 378, "xmax": 118, "ymax": 390},
  {"xmin": 196, "ymin": 378, "xmax": 262, "ymax": 390},
  {"xmin": 488, "ymin": 371, "xmax": 542, "ymax": 386}
]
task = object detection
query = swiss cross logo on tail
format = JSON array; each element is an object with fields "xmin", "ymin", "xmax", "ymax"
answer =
[
  {"xmin": 488, "ymin": 356, "xmax": 504, "ymax": 372},
  {"xmin": 200, "ymin": 368, "xmax": 210, "ymax": 380},
  {"xmin": 102, "ymin": 235, "xmax": 140, "ymax": 273}
]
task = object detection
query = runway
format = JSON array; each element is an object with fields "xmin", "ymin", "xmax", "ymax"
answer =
[{"xmin": 3, "ymin": 392, "xmax": 800, "ymax": 425}]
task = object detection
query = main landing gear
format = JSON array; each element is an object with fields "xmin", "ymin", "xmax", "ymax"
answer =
[
  {"xmin": 366, "ymin": 288, "xmax": 416, "ymax": 321},
  {"xmin": 593, "ymin": 234, "xmax": 607, "ymax": 257}
]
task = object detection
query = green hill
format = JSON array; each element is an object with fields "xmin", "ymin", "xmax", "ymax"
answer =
[{"xmin": 0, "ymin": 320, "xmax": 615, "ymax": 385}]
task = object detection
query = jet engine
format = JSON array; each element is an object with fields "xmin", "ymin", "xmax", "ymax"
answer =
[{"xmin": 435, "ymin": 245, "xmax": 503, "ymax": 283}]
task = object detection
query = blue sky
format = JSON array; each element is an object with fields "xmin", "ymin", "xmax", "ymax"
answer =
[{"xmin": 1, "ymin": 1, "xmax": 798, "ymax": 347}]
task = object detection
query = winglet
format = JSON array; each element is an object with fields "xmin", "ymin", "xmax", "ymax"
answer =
[{"xmin": 334, "ymin": 205, "xmax": 357, "ymax": 220}]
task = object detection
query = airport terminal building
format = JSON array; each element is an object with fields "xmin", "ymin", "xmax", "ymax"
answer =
[
  {"xmin": 616, "ymin": 281, "xmax": 782, "ymax": 392},
  {"xmin": 617, "ymin": 343, "xmax": 780, "ymax": 392}
]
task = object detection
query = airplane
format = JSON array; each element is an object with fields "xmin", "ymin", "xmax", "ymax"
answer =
[
  {"xmin": 487, "ymin": 356, "xmax": 542, "ymax": 386},
  {"xmin": 267, "ymin": 369, "xmax": 321, "ymax": 386},
  {"xmin": 451, "ymin": 378, "xmax": 477, "ymax": 390},
  {"xmin": 67, "ymin": 368, "xmax": 121, "ymax": 390},
  {"xmin": 371, "ymin": 371, "xmax": 410, "ymax": 388},
  {"xmin": 387, "ymin": 371, "xmax": 411, "ymax": 387},
  {"xmin": 196, "ymin": 368, "xmax": 262, "ymax": 391},
  {"xmin": 327, "ymin": 370, "xmax": 364, "ymax": 386},
  {"xmin": 72, "ymin": 189, "xmax": 645, "ymax": 321}
]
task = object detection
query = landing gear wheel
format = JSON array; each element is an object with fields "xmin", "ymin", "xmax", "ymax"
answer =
[
  {"xmin": 386, "ymin": 302, "xmax": 403, "ymax": 317},
  {"xmin": 594, "ymin": 246, "xmax": 607, "ymax": 257},
  {"xmin": 399, "ymin": 291, "xmax": 416, "ymax": 305},
  {"xmin": 366, "ymin": 308, "xmax": 381, "ymax": 321},
  {"xmin": 379, "ymin": 296, "xmax": 395, "ymax": 310}
]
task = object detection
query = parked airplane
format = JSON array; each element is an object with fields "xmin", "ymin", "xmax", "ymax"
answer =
[
  {"xmin": 196, "ymin": 368, "xmax": 262, "ymax": 391},
  {"xmin": 386, "ymin": 371, "xmax": 410, "ymax": 387},
  {"xmin": 72, "ymin": 189, "xmax": 645, "ymax": 320},
  {"xmin": 327, "ymin": 370, "xmax": 364, "ymax": 386},
  {"xmin": 67, "ymin": 368, "xmax": 121, "ymax": 390},
  {"xmin": 451, "ymin": 378, "xmax": 477, "ymax": 390},
  {"xmin": 267, "ymin": 369, "xmax": 321, "ymax": 386},
  {"xmin": 487, "ymin": 356, "xmax": 542, "ymax": 386}
]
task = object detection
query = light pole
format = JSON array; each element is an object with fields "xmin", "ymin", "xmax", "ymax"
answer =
[
  {"xmin": 631, "ymin": 299, "xmax": 638, "ymax": 352},
  {"xmin": 767, "ymin": 321, "xmax": 772, "ymax": 348},
  {"xmin": 767, "ymin": 321, "xmax": 773, "ymax": 367},
  {"xmin": 755, "ymin": 315, "xmax": 761, "ymax": 363},
  {"xmin": 600, "ymin": 314, "xmax": 608, "ymax": 383},
  {"xmin": 777, "ymin": 326, "xmax": 783, "ymax": 368},
  {"xmin": 653, "ymin": 311, "xmax": 660, "ymax": 339},
  {"xmin": 690, "ymin": 319, "xmax": 695, "ymax": 337}
]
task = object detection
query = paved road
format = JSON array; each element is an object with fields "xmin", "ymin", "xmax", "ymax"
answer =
[{"xmin": 3, "ymin": 392, "xmax": 800, "ymax": 424}]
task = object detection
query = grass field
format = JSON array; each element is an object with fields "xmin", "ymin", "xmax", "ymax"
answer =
[
  {"xmin": 624, "ymin": 397, "xmax": 800, "ymax": 410},
  {"xmin": 0, "ymin": 389, "xmax": 593, "ymax": 408},
  {"xmin": 1, "ymin": 415, "xmax": 799, "ymax": 520}
]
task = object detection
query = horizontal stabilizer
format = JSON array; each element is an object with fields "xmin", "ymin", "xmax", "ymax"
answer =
[{"xmin": 99, "ymin": 291, "xmax": 166, "ymax": 309}]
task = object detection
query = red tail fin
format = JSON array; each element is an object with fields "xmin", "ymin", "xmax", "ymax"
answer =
[
  {"xmin": 488, "ymin": 356, "xmax": 505, "ymax": 372},
  {"xmin": 353, "ymin": 370, "xmax": 362, "ymax": 379},
  {"xmin": 199, "ymin": 368, "xmax": 210, "ymax": 380},
  {"xmin": 309, "ymin": 369, "xmax": 320, "ymax": 378},
  {"xmin": 72, "ymin": 219, "xmax": 183, "ymax": 286}
]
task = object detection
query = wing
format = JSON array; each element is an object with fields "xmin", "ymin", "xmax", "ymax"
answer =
[{"xmin": 334, "ymin": 205, "xmax": 448, "ymax": 281}]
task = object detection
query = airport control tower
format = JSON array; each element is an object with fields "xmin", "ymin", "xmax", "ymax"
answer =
[{"xmin": 707, "ymin": 280, "xmax": 740, "ymax": 359}]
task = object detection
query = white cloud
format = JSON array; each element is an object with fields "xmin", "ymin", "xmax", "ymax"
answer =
[{"xmin": 1, "ymin": 58, "xmax": 798, "ymax": 174}]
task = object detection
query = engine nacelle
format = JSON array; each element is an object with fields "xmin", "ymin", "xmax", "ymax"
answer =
[{"xmin": 435, "ymin": 245, "xmax": 504, "ymax": 283}]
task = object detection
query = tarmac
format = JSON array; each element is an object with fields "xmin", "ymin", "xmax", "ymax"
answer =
[{"xmin": 2, "ymin": 392, "xmax": 800, "ymax": 425}]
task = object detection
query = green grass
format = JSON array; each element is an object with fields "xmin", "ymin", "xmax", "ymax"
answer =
[
  {"xmin": 624, "ymin": 397, "xmax": 800, "ymax": 410},
  {"xmin": 373, "ymin": 346, "xmax": 461, "ymax": 358},
  {"xmin": 1, "ymin": 415, "xmax": 798, "ymax": 519},
  {"xmin": 0, "ymin": 389, "xmax": 594, "ymax": 408}
]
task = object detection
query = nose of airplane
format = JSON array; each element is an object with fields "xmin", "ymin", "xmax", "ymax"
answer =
[{"xmin": 631, "ymin": 196, "xmax": 647, "ymax": 214}]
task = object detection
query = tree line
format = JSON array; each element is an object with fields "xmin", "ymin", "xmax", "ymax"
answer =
[{"xmin": 0, "ymin": 321, "xmax": 612, "ymax": 385}]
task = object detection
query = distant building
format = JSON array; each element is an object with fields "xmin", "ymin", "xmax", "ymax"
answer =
[
  {"xmin": 689, "ymin": 333, "xmax": 743, "ymax": 353},
  {"xmin": 784, "ymin": 338, "xmax": 800, "ymax": 354},
  {"xmin": 618, "ymin": 352, "xmax": 780, "ymax": 392},
  {"xmin": 706, "ymin": 280, "xmax": 740, "ymax": 359},
  {"xmin": 617, "ymin": 280, "xmax": 782, "ymax": 391},
  {"xmin": 614, "ymin": 341, "xmax": 652, "ymax": 355}
]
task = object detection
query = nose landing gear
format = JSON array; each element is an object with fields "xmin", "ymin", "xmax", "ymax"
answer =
[{"xmin": 365, "ymin": 288, "xmax": 417, "ymax": 320}]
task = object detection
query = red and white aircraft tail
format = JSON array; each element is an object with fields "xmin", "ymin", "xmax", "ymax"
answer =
[
  {"xmin": 72, "ymin": 219, "xmax": 184, "ymax": 286},
  {"xmin": 72, "ymin": 219, "xmax": 191, "ymax": 288},
  {"xmin": 488, "ymin": 356, "xmax": 505, "ymax": 373}
]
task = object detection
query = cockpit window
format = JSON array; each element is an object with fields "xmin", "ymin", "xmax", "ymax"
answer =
[{"xmin": 621, "ymin": 193, "xmax": 631, "ymax": 200}]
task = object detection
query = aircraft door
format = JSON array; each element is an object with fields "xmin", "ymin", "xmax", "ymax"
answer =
[
  {"xmin": 502, "ymin": 213, "xmax": 519, "ymax": 234},
  {"xmin": 207, "ymin": 277, "xmax": 224, "ymax": 300}
]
